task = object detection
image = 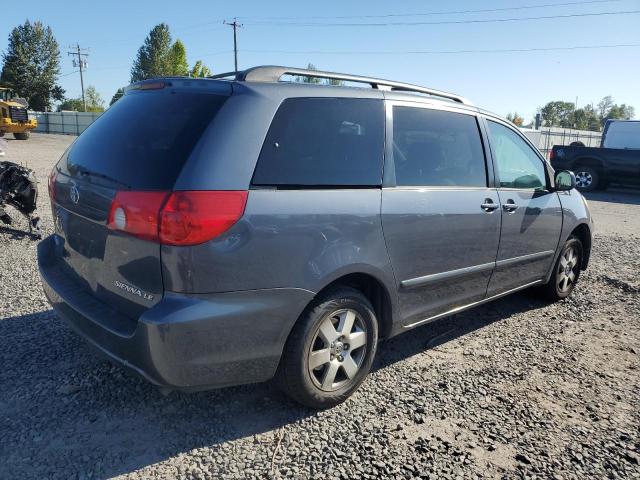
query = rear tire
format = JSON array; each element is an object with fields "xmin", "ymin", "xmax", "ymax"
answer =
[
  {"xmin": 277, "ymin": 287, "xmax": 378, "ymax": 409},
  {"xmin": 539, "ymin": 235, "xmax": 583, "ymax": 301},
  {"xmin": 13, "ymin": 132, "xmax": 30, "ymax": 140},
  {"xmin": 574, "ymin": 166, "xmax": 600, "ymax": 191}
]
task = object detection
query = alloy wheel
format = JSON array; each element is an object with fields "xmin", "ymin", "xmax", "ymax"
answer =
[
  {"xmin": 307, "ymin": 309, "xmax": 368, "ymax": 392},
  {"xmin": 557, "ymin": 246, "xmax": 579, "ymax": 293},
  {"xmin": 575, "ymin": 171, "xmax": 592, "ymax": 188}
]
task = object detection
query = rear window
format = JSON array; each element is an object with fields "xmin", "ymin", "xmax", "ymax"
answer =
[
  {"xmin": 64, "ymin": 91, "xmax": 227, "ymax": 190},
  {"xmin": 603, "ymin": 121, "xmax": 640, "ymax": 149},
  {"xmin": 252, "ymin": 98, "xmax": 385, "ymax": 187}
]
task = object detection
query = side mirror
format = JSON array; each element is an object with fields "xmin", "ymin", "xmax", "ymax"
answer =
[{"xmin": 555, "ymin": 170, "xmax": 576, "ymax": 191}]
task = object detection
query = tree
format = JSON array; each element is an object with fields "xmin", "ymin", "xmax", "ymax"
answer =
[
  {"xmin": 110, "ymin": 87, "xmax": 124, "ymax": 106},
  {"xmin": 58, "ymin": 98, "xmax": 84, "ymax": 111},
  {"xmin": 298, "ymin": 63, "xmax": 321, "ymax": 84},
  {"xmin": 597, "ymin": 96, "xmax": 614, "ymax": 120},
  {"xmin": 130, "ymin": 25, "xmax": 194, "ymax": 81},
  {"xmin": 167, "ymin": 40, "xmax": 189, "ymax": 76},
  {"xmin": 572, "ymin": 105, "xmax": 600, "ymax": 131},
  {"xmin": 538, "ymin": 96, "xmax": 635, "ymax": 132},
  {"xmin": 130, "ymin": 23, "xmax": 173, "ymax": 82},
  {"xmin": 506, "ymin": 112, "xmax": 524, "ymax": 127},
  {"xmin": 190, "ymin": 60, "xmax": 212, "ymax": 78},
  {"xmin": 594, "ymin": 96, "xmax": 635, "ymax": 127},
  {"xmin": 294, "ymin": 63, "xmax": 343, "ymax": 85},
  {"xmin": 1, "ymin": 20, "xmax": 64, "ymax": 111},
  {"xmin": 58, "ymin": 85, "xmax": 104, "ymax": 112},
  {"xmin": 601, "ymin": 101, "xmax": 634, "ymax": 125},
  {"xmin": 540, "ymin": 101, "xmax": 575, "ymax": 128},
  {"xmin": 84, "ymin": 86, "xmax": 104, "ymax": 112}
]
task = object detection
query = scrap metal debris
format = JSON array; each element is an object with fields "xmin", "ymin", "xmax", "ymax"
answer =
[{"xmin": 0, "ymin": 157, "xmax": 42, "ymax": 238}]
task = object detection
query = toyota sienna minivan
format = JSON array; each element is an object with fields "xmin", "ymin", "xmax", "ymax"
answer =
[{"xmin": 39, "ymin": 66, "xmax": 592, "ymax": 408}]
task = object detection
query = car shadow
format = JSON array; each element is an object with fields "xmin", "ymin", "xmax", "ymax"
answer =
[
  {"xmin": 0, "ymin": 225, "xmax": 40, "ymax": 240},
  {"xmin": 583, "ymin": 187, "xmax": 640, "ymax": 206},
  {"xmin": 0, "ymin": 290, "xmax": 549, "ymax": 478}
]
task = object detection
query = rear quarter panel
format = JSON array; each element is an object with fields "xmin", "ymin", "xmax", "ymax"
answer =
[{"xmin": 161, "ymin": 189, "xmax": 397, "ymax": 299}]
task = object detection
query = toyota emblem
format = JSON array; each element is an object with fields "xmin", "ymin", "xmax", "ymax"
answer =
[{"xmin": 69, "ymin": 183, "xmax": 80, "ymax": 204}]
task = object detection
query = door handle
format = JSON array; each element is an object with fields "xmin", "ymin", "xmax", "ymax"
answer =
[
  {"xmin": 481, "ymin": 199, "xmax": 499, "ymax": 212},
  {"xmin": 503, "ymin": 200, "xmax": 519, "ymax": 212}
]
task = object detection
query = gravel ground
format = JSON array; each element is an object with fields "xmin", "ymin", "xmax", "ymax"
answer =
[{"xmin": 1, "ymin": 134, "xmax": 639, "ymax": 479}]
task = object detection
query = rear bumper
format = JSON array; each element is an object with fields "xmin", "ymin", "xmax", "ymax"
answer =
[{"xmin": 38, "ymin": 235, "xmax": 314, "ymax": 390}]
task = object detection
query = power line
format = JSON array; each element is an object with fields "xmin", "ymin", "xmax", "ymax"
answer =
[
  {"xmin": 244, "ymin": 9, "xmax": 640, "ymax": 27},
  {"xmin": 67, "ymin": 43, "xmax": 89, "ymax": 111},
  {"xmin": 238, "ymin": 0, "xmax": 625, "ymax": 21},
  {"xmin": 240, "ymin": 42, "xmax": 640, "ymax": 55}
]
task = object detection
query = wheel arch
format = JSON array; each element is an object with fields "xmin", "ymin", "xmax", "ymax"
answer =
[
  {"xmin": 570, "ymin": 223, "xmax": 592, "ymax": 270},
  {"xmin": 312, "ymin": 272, "xmax": 395, "ymax": 339}
]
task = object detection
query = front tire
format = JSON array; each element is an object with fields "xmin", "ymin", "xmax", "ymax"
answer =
[
  {"xmin": 13, "ymin": 132, "xmax": 30, "ymax": 140},
  {"xmin": 277, "ymin": 287, "xmax": 378, "ymax": 409},
  {"xmin": 574, "ymin": 166, "xmax": 600, "ymax": 191},
  {"xmin": 539, "ymin": 236, "xmax": 583, "ymax": 301}
]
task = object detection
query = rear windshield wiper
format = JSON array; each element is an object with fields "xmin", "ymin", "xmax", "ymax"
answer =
[{"xmin": 69, "ymin": 164, "xmax": 132, "ymax": 190}]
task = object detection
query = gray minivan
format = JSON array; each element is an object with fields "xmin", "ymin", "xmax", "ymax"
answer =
[{"xmin": 39, "ymin": 66, "xmax": 592, "ymax": 408}]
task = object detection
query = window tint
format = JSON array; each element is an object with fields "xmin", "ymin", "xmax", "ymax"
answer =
[
  {"xmin": 487, "ymin": 120, "xmax": 547, "ymax": 190},
  {"xmin": 252, "ymin": 98, "xmax": 384, "ymax": 186},
  {"xmin": 64, "ymin": 91, "xmax": 227, "ymax": 190},
  {"xmin": 391, "ymin": 107, "xmax": 487, "ymax": 187}
]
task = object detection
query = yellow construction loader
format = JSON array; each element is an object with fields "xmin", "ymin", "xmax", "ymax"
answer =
[{"xmin": 0, "ymin": 87, "xmax": 37, "ymax": 140}]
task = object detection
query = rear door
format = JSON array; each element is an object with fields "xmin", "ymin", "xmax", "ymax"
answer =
[
  {"xmin": 484, "ymin": 118, "xmax": 563, "ymax": 296},
  {"xmin": 381, "ymin": 103, "xmax": 501, "ymax": 327},
  {"xmin": 51, "ymin": 86, "xmax": 228, "ymax": 320}
]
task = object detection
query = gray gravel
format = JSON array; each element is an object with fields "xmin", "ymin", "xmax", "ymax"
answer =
[{"xmin": 1, "ymin": 134, "xmax": 639, "ymax": 479}]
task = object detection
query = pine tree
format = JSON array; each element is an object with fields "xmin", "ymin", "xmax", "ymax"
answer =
[
  {"xmin": 167, "ymin": 40, "xmax": 189, "ymax": 76},
  {"xmin": 190, "ymin": 60, "xmax": 212, "ymax": 78},
  {"xmin": 130, "ymin": 23, "xmax": 173, "ymax": 82},
  {"xmin": 1, "ymin": 20, "xmax": 64, "ymax": 111},
  {"xmin": 109, "ymin": 87, "xmax": 124, "ymax": 106}
]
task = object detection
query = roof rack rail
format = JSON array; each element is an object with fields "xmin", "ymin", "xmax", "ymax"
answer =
[{"xmin": 209, "ymin": 65, "xmax": 473, "ymax": 106}]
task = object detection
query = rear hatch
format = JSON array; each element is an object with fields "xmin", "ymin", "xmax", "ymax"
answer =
[{"xmin": 49, "ymin": 81, "xmax": 229, "ymax": 320}]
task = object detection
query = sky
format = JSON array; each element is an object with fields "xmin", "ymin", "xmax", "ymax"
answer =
[{"xmin": 2, "ymin": 0, "xmax": 639, "ymax": 122}]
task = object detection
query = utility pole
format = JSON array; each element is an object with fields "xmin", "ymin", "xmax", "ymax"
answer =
[
  {"xmin": 223, "ymin": 18, "xmax": 242, "ymax": 72},
  {"xmin": 67, "ymin": 43, "xmax": 89, "ymax": 111}
]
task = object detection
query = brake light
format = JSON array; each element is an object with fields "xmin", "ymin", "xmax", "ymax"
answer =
[
  {"xmin": 48, "ymin": 168, "xmax": 58, "ymax": 202},
  {"xmin": 159, "ymin": 191, "xmax": 248, "ymax": 246},
  {"xmin": 107, "ymin": 191, "xmax": 169, "ymax": 242},
  {"xmin": 549, "ymin": 148, "xmax": 555, "ymax": 161},
  {"xmin": 107, "ymin": 190, "xmax": 248, "ymax": 245}
]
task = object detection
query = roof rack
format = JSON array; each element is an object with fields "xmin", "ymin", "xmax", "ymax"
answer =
[{"xmin": 209, "ymin": 65, "xmax": 473, "ymax": 106}]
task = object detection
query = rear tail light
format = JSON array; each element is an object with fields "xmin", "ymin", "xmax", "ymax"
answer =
[
  {"xmin": 48, "ymin": 168, "xmax": 58, "ymax": 202},
  {"xmin": 107, "ymin": 191, "xmax": 169, "ymax": 242},
  {"xmin": 159, "ymin": 191, "xmax": 248, "ymax": 246},
  {"xmin": 107, "ymin": 190, "xmax": 248, "ymax": 246},
  {"xmin": 549, "ymin": 148, "xmax": 555, "ymax": 161}
]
